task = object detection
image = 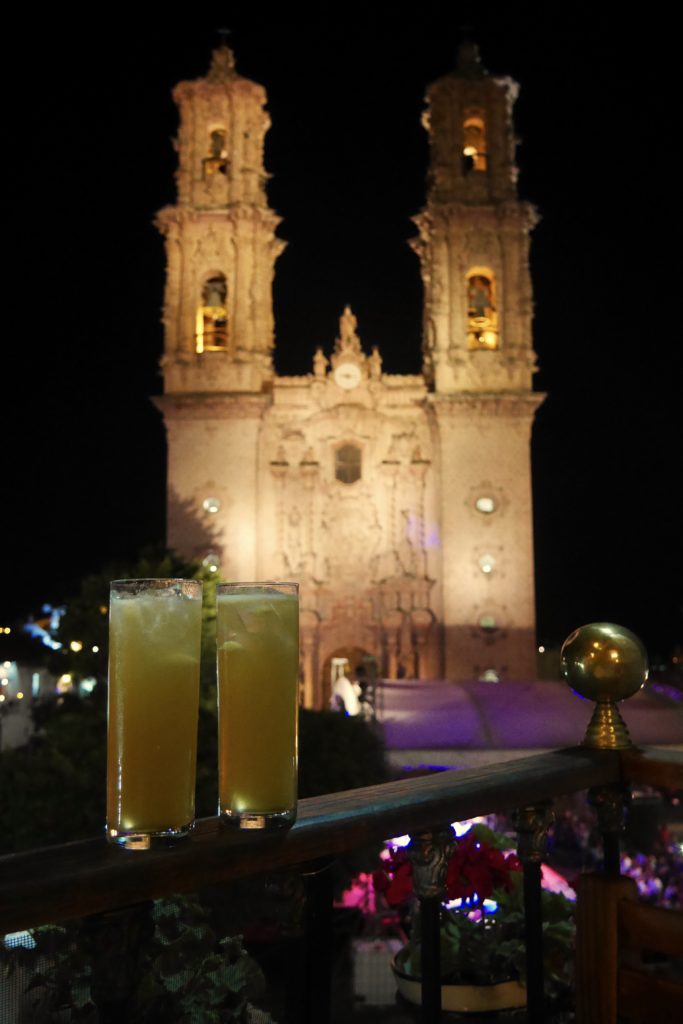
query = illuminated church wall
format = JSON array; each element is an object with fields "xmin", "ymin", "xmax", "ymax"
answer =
[{"xmin": 155, "ymin": 43, "xmax": 543, "ymax": 707}]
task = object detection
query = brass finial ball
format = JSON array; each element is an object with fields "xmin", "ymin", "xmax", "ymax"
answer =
[{"xmin": 560, "ymin": 622, "xmax": 649, "ymax": 704}]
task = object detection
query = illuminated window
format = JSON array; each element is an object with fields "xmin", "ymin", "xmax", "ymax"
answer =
[
  {"xmin": 335, "ymin": 445, "xmax": 362, "ymax": 485},
  {"xmin": 202, "ymin": 496, "xmax": 221, "ymax": 514},
  {"xmin": 479, "ymin": 554, "xmax": 496, "ymax": 575},
  {"xmin": 203, "ymin": 128, "xmax": 228, "ymax": 177},
  {"xmin": 475, "ymin": 496, "xmax": 497, "ymax": 514},
  {"xmin": 196, "ymin": 274, "xmax": 228, "ymax": 352},
  {"xmin": 463, "ymin": 113, "xmax": 487, "ymax": 173},
  {"xmin": 466, "ymin": 267, "xmax": 499, "ymax": 350}
]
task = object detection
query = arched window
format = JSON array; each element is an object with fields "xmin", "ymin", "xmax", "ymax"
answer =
[
  {"xmin": 463, "ymin": 112, "xmax": 487, "ymax": 173},
  {"xmin": 203, "ymin": 128, "xmax": 228, "ymax": 177},
  {"xmin": 335, "ymin": 444, "xmax": 362, "ymax": 485},
  {"xmin": 466, "ymin": 267, "xmax": 499, "ymax": 350},
  {"xmin": 196, "ymin": 274, "xmax": 228, "ymax": 352}
]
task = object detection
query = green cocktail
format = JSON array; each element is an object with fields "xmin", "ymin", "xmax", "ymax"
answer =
[
  {"xmin": 216, "ymin": 582, "xmax": 299, "ymax": 829},
  {"xmin": 106, "ymin": 578, "xmax": 202, "ymax": 849}
]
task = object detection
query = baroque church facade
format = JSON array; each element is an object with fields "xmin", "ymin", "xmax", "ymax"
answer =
[{"xmin": 154, "ymin": 44, "xmax": 543, "ymax": 708}]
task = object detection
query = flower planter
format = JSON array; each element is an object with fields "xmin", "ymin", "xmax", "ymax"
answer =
[
  {"xmin": 392, "ymin": 948, "xmax": 527, "ymax": 1013},
  {"xmin": 374, "ymin": 825, "xmax": 573, "ymax": 1013}
]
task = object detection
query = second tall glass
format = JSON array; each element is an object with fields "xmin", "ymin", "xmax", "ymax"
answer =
[{"xmin": 216, "ymin": 582, "xmax": 299, "ymax": 830}]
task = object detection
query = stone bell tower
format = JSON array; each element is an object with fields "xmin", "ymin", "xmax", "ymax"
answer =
[
  {"xmin": 154, "ymin": 46, "xmax": 284, "ymax": 576},
  {"xmin": 413, "ymin": 41, "xmax": 543, "ymax": 680}
]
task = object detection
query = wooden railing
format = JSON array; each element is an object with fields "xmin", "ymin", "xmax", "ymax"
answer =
[
  {"xmin": 0, "ymin": 747, "xmax": 618, "ymax": 932},
  {"xmin": 575, "ymin": 748, "xmax": 683, "ymax": 1024},
  {"xmin": 2, "ymin": 743, "xmax": 680, "ymax": 1022}
]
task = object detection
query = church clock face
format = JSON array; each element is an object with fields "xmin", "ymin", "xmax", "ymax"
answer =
[{"xmin": 333, "ymin": 362, "xmax": 362, "ymax": 390}]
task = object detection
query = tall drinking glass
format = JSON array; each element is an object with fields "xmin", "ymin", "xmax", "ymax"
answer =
[
  {"xmin": 216, "ymin": 582, "xmax": 299, "ymax": 830},
  {"xmin": 106, "ymin": 578, "xmax": 203, "ymax": 849}
]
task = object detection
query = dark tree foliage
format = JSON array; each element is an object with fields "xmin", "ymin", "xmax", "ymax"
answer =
[
  {"xmin": 46, "ymin": 546, "xmax": 210, "ymax": 686},
  {"xmin": 298, "ymin": 708, "xmax": 389, "ymax": 797},
  {"xmin": 0, "ymin": 693, "xmax": 106, "ymax": 853}
]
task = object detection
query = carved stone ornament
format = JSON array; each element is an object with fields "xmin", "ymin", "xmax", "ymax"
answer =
[
  {"xmin": 368, "ymin": 346, "xmax": 382, "ymax": 380},
  {"xmin": 206, "ymin": 46, "xmax": 236, "ymax": 83},
  {"xmin": 513, "ymin": 803, "xmax": 554, "ymax": 864},
  {"xmin": 454, "ymin": 40, "xmax": 487, "ymax": 79},
  {"xmin": 313, "ymin": 347, "xmax": 328, "ymax": 378},
  {"xmin": 339, "ymin": 306, "xmax": 359, "ymax": 345},
  {"xmin": 407, "ymin": 825, "xmax": 455, "ymax": 900}
]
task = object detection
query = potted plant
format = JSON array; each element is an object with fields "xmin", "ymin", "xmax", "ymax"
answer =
[
  {"xmin": 0, "ymin": 894, "xmax": 277, "ymax": 1023},
  {"xmin": 373, "ymin": 824, "xmax": 575, "ymax": 1013}
]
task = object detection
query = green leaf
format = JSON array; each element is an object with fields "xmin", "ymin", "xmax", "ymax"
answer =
[
  {"xmin": 467, "ymin": 823, "xmax": 511, "ymax": 850},
  {"xmin": 71, "ymin": 986, "xmax": 96, "ymax": 1010}
]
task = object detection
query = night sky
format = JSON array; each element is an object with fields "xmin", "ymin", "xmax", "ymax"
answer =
[{"xmin": 3, "ymin": 6, "xmax": 681, "ymax": 659}]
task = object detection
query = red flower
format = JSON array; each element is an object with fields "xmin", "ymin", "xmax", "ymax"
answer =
[
  {"xmin": 444, "ymin": 832, "xmax": 522, "ymax": 902},
  {"xmin": 504, "ymin": 852, "xmax": 523, "ymax": 879},
  {"xmin": 373, "ymin": 849, "xmax": 414, "ymax": 907},
  {"xmin": 374, "ymin": 831, "xmax": 523, "ymax": 909}
]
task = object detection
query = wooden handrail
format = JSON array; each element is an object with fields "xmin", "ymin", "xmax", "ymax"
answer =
[
  {"xmin": 0, "ymin": 746, "xmax": 620, "ymax": 934},
  {"xmin": 619, "ymin": 899, "xmax": 683, "ymax": 958},
  {"xmin": 619, "ymin": 746, "xmax": 683, "ymax": 790},
  {"xmin": 576, "ymin": 869, "xmax": 683, "ymax": 1024}
]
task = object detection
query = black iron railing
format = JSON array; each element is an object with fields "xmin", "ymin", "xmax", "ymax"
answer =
[{"xmin": 3, "ymin": 745, "xmax": 679, "ymax": 1022}]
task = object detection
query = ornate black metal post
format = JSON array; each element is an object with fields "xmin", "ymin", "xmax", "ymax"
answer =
[
  {"xmin": 300, "ymin": 858, "xmax": 335, "ymax": 1024},
  {"xmin": 407, "ymin": 824, "xmax": 454, "ymax": 1024},
  {"xmin": 514, "ymin": 802, "xmax": 553, "ymax": 1024},
  {"xmin": 589, "ymin": 783, "xmax": 629, "ymax": 876},
  {"xmin": 82, "ymin": 902, "xmax": 154, "ymax": 1021}
]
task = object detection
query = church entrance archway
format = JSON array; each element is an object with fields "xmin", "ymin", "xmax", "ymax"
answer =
[{"xmin": 321, "ymin": 646, "xmax": 375, "ymax": 708}]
